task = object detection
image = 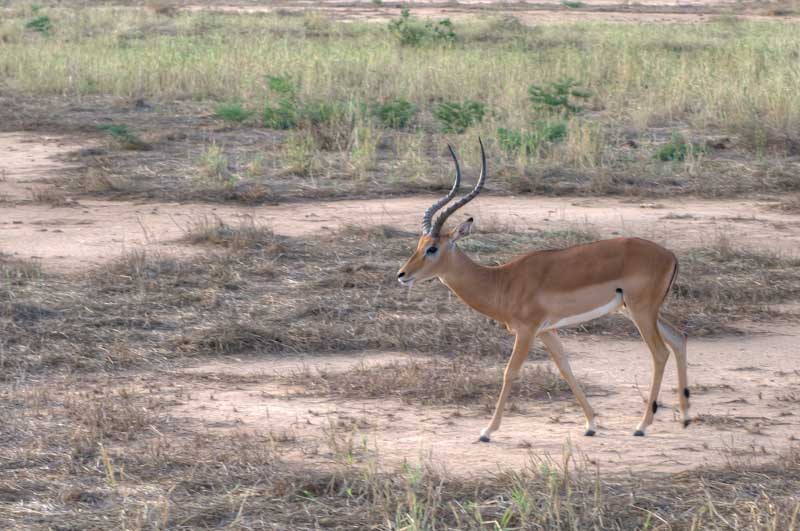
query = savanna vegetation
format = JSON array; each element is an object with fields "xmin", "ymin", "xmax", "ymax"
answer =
[
  {"xmin": 1, "ymin": 5, "xmax": 799, "ymax": 200},
  {"xmin": 2, "ymin": 2, "xmax": 800, "ymax": 529}
]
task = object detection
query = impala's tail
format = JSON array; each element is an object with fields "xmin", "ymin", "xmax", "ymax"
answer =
[{"xmin": 661, "ymin": 255, "xmax": 679, "ymax": 307}]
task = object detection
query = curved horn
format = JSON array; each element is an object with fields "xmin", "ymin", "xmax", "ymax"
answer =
[
  {"xmin": 430, "ymin": 138, "xmax": 486, "ymax": 237},
  {"xmin": 421, "ymin": 144, "xmax": 461, "ymax": 234}
]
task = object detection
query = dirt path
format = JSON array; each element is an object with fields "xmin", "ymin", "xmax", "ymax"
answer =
[
  {"xmin": 184, "ymin": 1, "xmax": 796, "ymax": 24},
  {"xmin": 3, "ymin": 133, "xmax": 799, "ymax": 272},
  {"xmin": 166, "ymin": 326, "xmax": 800, "ymax": 476}
]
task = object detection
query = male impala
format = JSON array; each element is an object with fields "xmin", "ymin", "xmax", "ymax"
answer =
[{"xmin": 397, "ymin": 140, "xmax": 689, "ymax": 441}]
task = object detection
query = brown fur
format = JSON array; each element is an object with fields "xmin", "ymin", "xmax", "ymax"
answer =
[{"xmin": 398, "ymin": 224, "xmax": 690, "ymax": 439}]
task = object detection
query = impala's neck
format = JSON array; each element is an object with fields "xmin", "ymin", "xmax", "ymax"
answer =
[{"xmin": 438, "ymin": 246, "xmax": 508, "ymax": 323}]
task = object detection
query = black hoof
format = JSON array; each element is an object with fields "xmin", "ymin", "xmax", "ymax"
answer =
[
  {"xmin": 683, "ymin": 419, "xmax": 691, "ymax": 428},
  {"xmin": 478, "ymin": 435, "xmax": 491, "ymax": 443},
  {"xmin": 633, "ymin": 430, "xmax": 645, "ymax": 437},
  {"xmin": 584, "ymin": 429, "xmax": 596, "ymax": 437}
]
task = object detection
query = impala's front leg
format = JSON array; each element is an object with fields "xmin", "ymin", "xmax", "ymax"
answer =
[{"xmin": 479, "ymin": 327, "xmax": 535, "ymax": 443}]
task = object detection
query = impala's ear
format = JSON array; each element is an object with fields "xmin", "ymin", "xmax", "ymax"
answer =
[{"xmin": 450, "ymin": 217, "xmax": 474, "ymax": 242}]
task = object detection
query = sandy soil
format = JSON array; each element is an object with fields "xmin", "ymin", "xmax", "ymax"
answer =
[
  {"xmin": 2, "ymin": 133, "xmax": 798, "ymax": 272},
  {"xmin": 4, "ymin": 132, "xmax": 799, "ymax": 478},
  {"xmin": 168, "ymin": 327, "xmax": 800, "ymax": 476}
]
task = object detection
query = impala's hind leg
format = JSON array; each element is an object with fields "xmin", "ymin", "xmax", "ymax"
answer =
[
  {"xmin": 628, "ymin": 312, "xmax": 671, "ymax": 436},
  {"xmin": 658, "ymin": 317, "xmax": 690, "ymax": 427},
  {"xmin": 539, "ymin": 331, "xmax": 597, "ymax": 436}
]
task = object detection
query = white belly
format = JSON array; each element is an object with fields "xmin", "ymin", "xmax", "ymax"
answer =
[{"xmin": 541, "ymin": 291, "xmax": 624, "ymax": 331}]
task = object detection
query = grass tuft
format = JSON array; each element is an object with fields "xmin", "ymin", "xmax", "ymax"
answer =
[
  {"xmin": 25, "ymin": 14, "xmax": 52, "ymax": 35},
  {"xmin": 433, "ymin": 100, "xmax": 485, "ymax": 133},
  {"xmin": 180, "ymin": 216, "xmax": 285, "ymax": 254},
  {"xmin": 97, "ymin": 124, "xmax": 151, "ymax": 151},
  {"xmin": 214, "ymin": 102, "xmax": 254, "ymax": 123},
  {"xmin": 282, "ymin": 357, "xmax": 571, "ymax": 406}
]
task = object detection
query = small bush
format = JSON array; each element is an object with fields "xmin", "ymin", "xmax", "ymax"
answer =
[
  {"xmin": 282, "ymin": 131, "xmax": 321, "ymax": 176},
  {"xmin": 561, "ymin": 0, "xmax": 585, "ymax": 7},
  {"xmin": 529, "ymin": 78, "xmax": 590, "ymax": 115},
  {"xmin": 388, "ymin": 9, "xmax": 456, "ymax": 47},
  {"xmin": 655, "ymin": 133, "xmax": 704, "ymax": 162},
  {"xmin": 300, "ymin": 101, "xmax": 353, "ymax": 150},
  {"xmin": 196, "ymin": 143, "xmax": 237, "ymax": 188},
  {"xmin": 433, "ymin": 100, "xmax": 485, "ymax": 133},
  {"xmin": 214, "ymin": 102, "xmax": 254, "ymax": 123},
  {"xmin": 261, "ymin": 74, "xmax": 355, "ymax": 148},
  {"xmin": 302, "ymin": 101, "xmax": 339, "ymax": 127},
  {"xmin": 25, "ymin": 15, "xmax": 52, "ymax": 35},
  {"xmin": 263, "ymin": 101, "xmax": 296, "ymax": 129},
  {"xmin": 97, "ymin": 124, "xmax": 151, "ymax": 151},
  {"xmin": 498, "ymin": 121, "xmax": 568, "ymax": 156},
  {"xmin": 263, "ymin": 74, "xmax": 298, "ymax": 129},
  {"xmin": 374, "ymin": 99, "xmax": 416, "ymax": 129}
]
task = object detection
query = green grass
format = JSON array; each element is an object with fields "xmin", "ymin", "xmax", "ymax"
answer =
[
  {"xmin": 214, "ymin": 101, "xmax": 253, "ymax": 123},
  {"xmin": 655, "ymin": 132, "xmax": 705, "ymax": 161},
  {"xmin": 433, "ymin": 100, "xmax": 486, "ymax": 133},
  {"xmin": 1, "ymin": 8, "xmax": 799, "ymax": 198},
  {"xmin": 24, "ymin": 14, "xmax": 52, "ymax": 35},
  {"xmin": 1, "ymin": 9, "xmax": 797, "ymax": 141},
  {"xmin": 374, "ymin": 98, "xmax": 416, "ymax": 129}
]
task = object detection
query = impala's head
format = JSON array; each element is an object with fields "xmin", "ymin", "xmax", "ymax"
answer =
[{"xmin": 397, "ymin": 139, "xmax": 486, "ymax": 287}]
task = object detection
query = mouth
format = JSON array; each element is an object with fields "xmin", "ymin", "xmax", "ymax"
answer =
[{"xmin": 398, "ymin": 277, "xmax": 415, "ymax": 287}]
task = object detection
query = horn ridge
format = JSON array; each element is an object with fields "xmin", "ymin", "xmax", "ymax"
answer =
[
  {"xmin": 421, "ymin": 144, "xmax": 461, "ymax": 234},
  {"xmin": 430, "ymin": 138, "xmax": 486, "ymax": 237}
]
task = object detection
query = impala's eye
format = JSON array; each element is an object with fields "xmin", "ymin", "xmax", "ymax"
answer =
[{"xmin": 426, "ymin": 246, "xmax": 438, "ymax": 255}]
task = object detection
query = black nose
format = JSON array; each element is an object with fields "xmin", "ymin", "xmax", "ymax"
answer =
[{"xmin": 397, "ymin": 271, "xmax": 405, "ymax": 278}]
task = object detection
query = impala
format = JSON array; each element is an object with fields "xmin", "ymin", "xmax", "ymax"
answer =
[{"xmin": 397, "ymin": 140, "xmax": 689, "ymax": 441}]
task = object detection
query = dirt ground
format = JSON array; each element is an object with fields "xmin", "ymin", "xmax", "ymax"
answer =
[
  {"xmin": 185, "ymin": 0, "xmax": 800, "ymax": 24},
  {"xmin": 173, "ymin": 327, "xmax": 800, "ymax": 476},
  {"xmin": 3, "ymin": 130, "xmax": 799, "ymax": 478},
  {"xmin": 3, "ymin": 132, "xmax": 798, "ymax": 272}
]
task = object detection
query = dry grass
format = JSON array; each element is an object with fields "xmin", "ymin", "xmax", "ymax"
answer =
[
  {"xmin": 178, "ymin": 216, "xmax": 285, "ymax": 253},
  {"xmin": 29, "ymin": 186, "xmax": 75, "ymax": 207},
  {"xmin": 777, "ymin": 195, "xmax": 800, "ymax": 213},
  {"xmin": 282, "ymin": 357, "xmax": 570, "ymax": 406},
  {"xmin": 1, "ymin": 376, "xmax": 799, "ymax": 529},
  {"xmin": 4, "ymin": 222, "xmax": 800, "ymax": 378},
  {"xmin": 668, "ymin": 234, "xmax": 800, "ymax": 335},
  {"xmin": 0, "ymin": 253, "xmax": 42, "ymax": 285}
]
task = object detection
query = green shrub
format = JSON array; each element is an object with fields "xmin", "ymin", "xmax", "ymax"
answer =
[
  {"xmin": 302, "ymin": 101, "xmax": 339, "ymax": 126},
  {"xmin": 430, "ymin": 18, "xmax": 456, "ymax": 43},
  {"xmin": 25, "ymin": 15, "xmax": 52, "ymax": 35},
  {"xmin": 498, "ymin": 121, "xmax": 567, "ymax": 155},
  {"xmin": 374, "ymin": 99, "xmax": 416, "ymax": 129},
  {"xmin": 214, "ymin": 102, "xmax": 254, "ymax": 123},
  {"xmin": 498, "ymin": 128, "xmax": 540, "ymax": 155},
  {"xmin": 433, "ymin": 100, "xmax": 485, "ymax": 133},
  {"xmin": 388, "ymin": 9, "xmax": 456, "ymax": 47},
  {"xmin": 263, "ymin": 74, "xmax": 299, "ymax": 129},
  {"xmin": 261, "ymin": 74, "xmax": 358, "ymax": 148},
  {"xmin": 300, "ymin": 101, "xmax": 354, "ymax": 151},
  {"xmin": 263, "ymin": 101, "xmax": 296, "ymax": 129},
  {"xmin": 655, "ymin": 132, "xmax": 704, "ymax": 161},
  {"xmin": 529, "ymin": 78, "xmax": 590, "ymax": 115},
  {"xmin": 561, "ymin": 1, "xmax": 585, "ymax": 8}
]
